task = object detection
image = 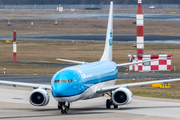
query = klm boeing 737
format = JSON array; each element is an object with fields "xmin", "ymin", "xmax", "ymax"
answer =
[{"xmin": 1, "ymin": 1, "xmax": 180, "ymax": 114}]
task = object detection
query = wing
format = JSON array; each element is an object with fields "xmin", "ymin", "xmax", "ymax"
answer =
[
  {"xmin": 56, "ymin": 58, "xmax": 87, "ymax": 64},
  {"xmin": 0, "ymin": 80, "xmax": 51, "ymax": 90},
  {"xmin": 96, "ymin": 78, "xmax": 180, "ymax": 93},
  {"xmin": 117, "ymin": 58, "xmax": 170, "ymax": 67}
]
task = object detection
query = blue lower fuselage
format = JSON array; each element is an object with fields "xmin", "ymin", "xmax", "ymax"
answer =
[{"xmin": 51, "ymin": 61, "xmax": 118, "ymax": 98}]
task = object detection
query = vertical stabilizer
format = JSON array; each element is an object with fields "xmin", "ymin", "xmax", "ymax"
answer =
[{"xmin": 100, "ymin": 1, "xmax": 113, "ymax": 61}]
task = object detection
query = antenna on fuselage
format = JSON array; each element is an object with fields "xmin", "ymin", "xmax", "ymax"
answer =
[{"xmin": 100, "ymin": 1, "xmax": 113, "ymax": 61}]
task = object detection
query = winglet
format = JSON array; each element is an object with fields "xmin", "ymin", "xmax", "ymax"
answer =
[{"xmin": 100, "ymin": 1, "xmax": 113, "ymax": 61}]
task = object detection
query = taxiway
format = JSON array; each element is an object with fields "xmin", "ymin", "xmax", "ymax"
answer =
[
  {"xmin": 0, "ymin": 87, "xmax": 180, "ymax": 119},
  {"xmin": 0, "ymin": 73, "xmax": 180, "ymax": 84},
  {"xmin": 2, "ymin": 13, "xmax": 180, "ymax": 21},
  {"xmin": 1, "ymin": 34, "xmax": 180, "ymax": 44}
]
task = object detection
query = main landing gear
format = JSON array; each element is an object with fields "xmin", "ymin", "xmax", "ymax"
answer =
[
  {"xmin": 106, "ymin": 92, "xmax": 118, "ymax": 109},
  {"xmin": 106, "ymin": 99, "xmax": 118, "ymax": 109},
  {"xmin": 58, "ymin": 102, "xmax": 70, "ymax": 114}
]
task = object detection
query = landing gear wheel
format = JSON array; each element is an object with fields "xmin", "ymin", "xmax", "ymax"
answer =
[
  {"xmin": 61, "ymin": 108, "xmax": 65, "ymax": 114},
  {"xmin": 58, "ymin": 102, "xmax": 62, "ymax": 109},
  {"xmin": 58, "ymin": 105, "xmax": 62, "ymax": 109},
  {"xmin": 67, "ymin": 103, "xmax": 70, "ymax": 109},
  {"xmin": 106, "ymin": 99, "xmax": 111, "ymax": 109},
  {"xmin": 64, "ymin": 108, "xmax": 68, "ymax": 114},
  {"xmin": 113, "ymin": 105, "xmax": 118, "ymax": 109},
  {"xmin": 61, "ymin": 107, "xmax": 69, "ymax": 114},
  {"xmin": 60, "ymin": 102, "xmax": 70, "ymax": 114}
]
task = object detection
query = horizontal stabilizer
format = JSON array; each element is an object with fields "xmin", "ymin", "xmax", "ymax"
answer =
[{"xmin": 56, "ymin": 58, "xmax": 87, "ymax": 64}]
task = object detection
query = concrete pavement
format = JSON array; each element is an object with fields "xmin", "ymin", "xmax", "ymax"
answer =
[{"xmin": 0, "ymin": 87, "xmax": 180, "ymax": 119}]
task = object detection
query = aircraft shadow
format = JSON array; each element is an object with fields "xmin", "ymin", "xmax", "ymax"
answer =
[
  {"xmin": 119, "ymin": 105, "xmax": 180, "ymax": 110},
  {"xmin": 3, "ymin": 105, "xmax": 179, "ymax": 119},
  {"xmin": 4, "ymin": 105, "xmax": 180, "ymax": 111},
  {"xmin": 2, "ymin": 107, "xmax": 112, "ymax": 117}
]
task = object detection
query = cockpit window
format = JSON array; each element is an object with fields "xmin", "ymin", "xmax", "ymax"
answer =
[
  {"xmin": 61, "ymin": 79, "xmax": 68, "ymax": 83},
  {"xmin": 54, "ymin": 79, "xmax": 73, "ymax": 84},
  {"xmin": 54, "ymin": 80, "xmax": 60, "ymax": 83},
  {"xmin": 68, "ymin": 79, "xmax": 73, "ymax": 83}
]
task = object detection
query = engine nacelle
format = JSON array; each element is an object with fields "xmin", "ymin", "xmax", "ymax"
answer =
[
  {"xmin": 29, "ymin": 89, "xmax": 50, "ymax": 106},
  {"xmin": 112, "ymin": 88, "xmax": 133, "ymax": 106}
]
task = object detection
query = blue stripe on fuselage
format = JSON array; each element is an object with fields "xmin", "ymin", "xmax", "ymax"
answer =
[{"xmin": 51, "ymin": 61, "xmax": 118, "ymax": 97}]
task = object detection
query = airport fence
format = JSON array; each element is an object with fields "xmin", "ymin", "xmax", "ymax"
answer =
[{"xmin": 0, "ymin": 4, "xmax": 179, "ymax": 10}]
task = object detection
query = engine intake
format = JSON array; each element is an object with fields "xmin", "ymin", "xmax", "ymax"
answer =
[
  {"xmin": 112, "ymin": 88, "xmax": 132, "ymax": 106},
  {"xmin": 29, "ymin": 89, "xmax": 50, "ymax": 106}
]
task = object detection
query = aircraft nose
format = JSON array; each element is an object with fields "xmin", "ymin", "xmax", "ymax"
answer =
[
  {"xmin": 52, "ymin": 83, "xmax": 67, "ymax": 97},
  {"xmin": 52, "ymin": 89, "xmax": 60, "ymax": 97}
]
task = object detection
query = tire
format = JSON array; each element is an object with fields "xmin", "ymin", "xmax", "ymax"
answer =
[
  {"xmin": 106, "ymin": 99, "xmax": 111, "ymax": 109},
  {"xmin": 64, "ymin": 108, "xmax": 68, "ymax": 114},
  {"xmin": 67, "ymin": 103, "xmax": 70, "ymax": 109},
  {"xmin": 61, "ymin": 108, "xmax": 64, "ymax": 114},
  {"xmin": 114, "ymin": 105, "xmax": 118, "ymax": 109},
  {"xmin": 58, "ymin": 105, "xmax": 62, "ymax": 109},
  {"xmin": 58, "ymin": 102, "xmax": 63, "ymax": 109}
]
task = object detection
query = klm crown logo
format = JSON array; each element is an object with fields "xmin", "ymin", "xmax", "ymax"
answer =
[{"xmin": 109, "ymin": 32, "xmax": 112, "ymax": 46}]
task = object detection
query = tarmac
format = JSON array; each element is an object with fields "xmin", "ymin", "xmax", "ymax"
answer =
[
  {"xmin": 1, "ymin": 34, "xmax": 180, "ymax": 45},
  {"xmin": 2, "ymin": 13, "xmax": 180, "ymax": 21},
  {"xmin": 0, "ymin": 86, "xmax": 180, "ymax": 119},
  {"xmin": 0, "ymin": 73, "xmax": 180, "ymax": 85}
]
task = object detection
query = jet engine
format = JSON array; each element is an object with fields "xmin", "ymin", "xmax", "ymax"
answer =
[
  {"xmin": 29, "ymin": 89, "xmax": 50, "ymax": 106},
  {"xmin": 112, "ymin": 88, "xmax": 132, "ymax": 106}
]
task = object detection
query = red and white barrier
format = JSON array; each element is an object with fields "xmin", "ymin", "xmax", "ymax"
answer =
[
  {"xmin": 12, "ymin": 30, "xmax": 17, "ymax": 62},
  {"xmin": 128, "ymin": 54, "xmax": 173, "ymax": 71},
  {"xmin": 136, "ymin": 0, "xmax": 144, "ymax": 54}
]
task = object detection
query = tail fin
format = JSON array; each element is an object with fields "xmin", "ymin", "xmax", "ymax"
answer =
[{"xmin": 100, "ymin": 1, "xmax": 113, "ymax": 61}]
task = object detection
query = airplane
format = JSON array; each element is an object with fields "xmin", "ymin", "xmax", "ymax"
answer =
[{"xmin": 0, "ymin": 1, "xmax": 180, "ymax": 114}]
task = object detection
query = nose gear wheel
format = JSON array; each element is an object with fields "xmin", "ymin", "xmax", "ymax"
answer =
[{"xmin": 58, "ymin": 102, "xmax": 70, "ymax": 114}]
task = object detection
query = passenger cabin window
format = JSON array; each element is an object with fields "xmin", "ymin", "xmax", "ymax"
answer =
[{"xmin": 54, "ymin": 79, "xmax": 73, "ymax": 84}]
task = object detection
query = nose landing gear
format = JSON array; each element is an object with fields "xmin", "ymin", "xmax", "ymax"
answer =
[
  {"xmin": 61, "ymin": 106, "xmax": 68, "ymax": 114},
  {"xmin": 58, "ymin": 102, "xmax": 70, "ymax": 114}
]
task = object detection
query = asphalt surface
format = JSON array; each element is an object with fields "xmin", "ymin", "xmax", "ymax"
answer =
[
  {"xmin": 0, "ymin": 75, "xmax": 52, "ymax": 84},
  {"xmin": 1, "ymin": 34, "xmax": 180, "ymax": 44},
  {"xmin": 0, "ymin": 73, "xmax": 180, "ymax": 84},
  {"xmin": 3, "ymin": 13, "xmax": 180, "ymax": 21}
]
